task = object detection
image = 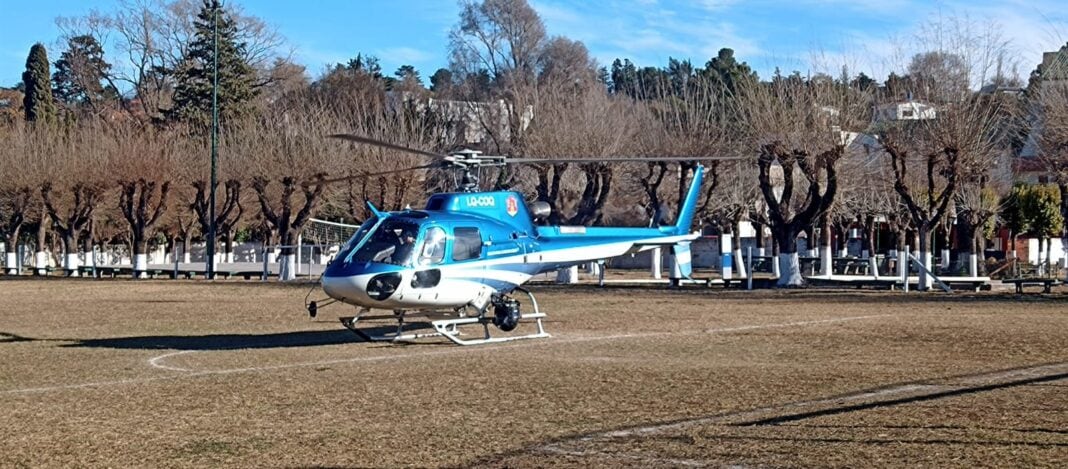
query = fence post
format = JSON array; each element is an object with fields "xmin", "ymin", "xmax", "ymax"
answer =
[
  {"xmin": 902, "ymin": 244, "xmax": 909, "ymax": 293},
  {"xmin": 262, "ymin": 246, "xmax": 269, "ymax": 282},
  {"xmin": 296, "ymin": 234, "xmax": 303, "ymax": 276},
  {"xmin": 173, "ymin": 244, "xmax": 179, "ymax": 280},
  {"xmin": 747, "ymin": 246, "xmax": 753, "ymax": 290},
  {"xmin": 17, "ymin": 244, "xmax": 24, "ymax": 275}
]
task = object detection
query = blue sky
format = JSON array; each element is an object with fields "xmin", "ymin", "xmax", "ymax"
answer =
[{"xmin": 2, "ymin": 0, "xmax": 1067, "ymax": 88}]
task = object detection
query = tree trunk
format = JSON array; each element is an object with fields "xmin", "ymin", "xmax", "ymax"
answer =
[
  {"xmin": 956, "ymin": 219, "xmax": 976, "ymax": 278},
  {"xmin": 732, "ymin": 218, "xmax": 747, "ymax": 279},
  {"xmin": 35, "ymin": 219, "xmax": 48, "ymax": 275},
  {"xmin": 917, "ymin": 226, "xmax": 931, "ymax": 290},
  {"xmin": 771, "ymin": 235, "xmax": 781, "ymax": 278},
  {"xmin": 775, "ymin": 229, "xmax": 803, "ymax": 287},
  {"xmin": 1060, "ymin": 182, "xmax": 1068, "ymax": 282},
  {"xmin": 132, "ymin": 234, "xmax": 148, "ymax": 278},
  {"xmin": 225, "ymin": 229, "xmax": 235, "ymax": 263},
  {"xmin": 865, "ymin": 217, "xmax": 878, "ymax": 277},
  {"xmin": 3, "ymin": 232, "xmax": 18, "ymax": 275},
  {"xmin": 61, "ymin": 232, "xmax": 79, "ymax": 276},
  {"xmin": 278, "ymin": 229, "xmax": 297, "ymax": 281},
  {"xmin": 1009, "ymin": 231, "xmax": 1019, "ymax": 277},
  {"xmin": 753, "ymin": 222, "xmax": 765, "ymax": 256}
]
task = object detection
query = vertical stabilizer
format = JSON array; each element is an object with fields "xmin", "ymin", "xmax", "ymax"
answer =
[{"xmin": 674, "ymin": 164, "xmax": 704, "ymax": 234}]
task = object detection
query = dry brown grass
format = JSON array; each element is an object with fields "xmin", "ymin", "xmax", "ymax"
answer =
[{"xmin": 0, "ymin": 279, "xmax": 1066, "ymax": 468}]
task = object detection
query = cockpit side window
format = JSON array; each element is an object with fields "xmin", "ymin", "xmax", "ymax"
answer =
[
  {"xmin": 452, "ymin": 227, "xmax": 482, "ymax": 261},
  {"xmin": 339, "ymin": 217, "xmax": 379, "ymax": 263},
  {"xmin": 418, "ymin": 227, "xmax": 447, "ymax": 265}
]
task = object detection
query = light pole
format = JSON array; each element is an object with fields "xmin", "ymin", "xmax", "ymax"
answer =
[{"xmin": 206, "ymin": 0, "xmax": 219, "ymax": 279}]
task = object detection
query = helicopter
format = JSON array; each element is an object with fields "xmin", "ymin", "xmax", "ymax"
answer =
[{"xmin": 307, "ymin": 135, "xmax": 732, "ymax": 345}]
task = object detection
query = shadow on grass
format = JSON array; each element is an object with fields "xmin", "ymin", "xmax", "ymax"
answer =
[
  {"xmin": 60, "ymin": 321, "xmax": 451, "ymax": 350},
  {"xmin": 63, "ymin": 329, "xmax": 365, "ymax": 351}
]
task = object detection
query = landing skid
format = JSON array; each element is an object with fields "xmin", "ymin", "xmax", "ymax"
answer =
[{"xmin": 339, "ymin": 288, "xmax": 550, "ymax": 346}]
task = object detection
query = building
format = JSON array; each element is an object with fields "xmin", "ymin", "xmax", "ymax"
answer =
[
  {"xmin": 874, "ymin": 101, "xmax": 937, "ymax": 122},
  {"xmin": 387, "ymin": 92, "xmax": 533, "ymax": 148}
]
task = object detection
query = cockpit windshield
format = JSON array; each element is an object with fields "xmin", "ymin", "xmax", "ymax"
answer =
[{"xmin": 349, "ymin": 219, "xmax": 423, "ymax": 266}]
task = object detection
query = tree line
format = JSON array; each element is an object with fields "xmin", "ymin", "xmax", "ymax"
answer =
[{"xmin": 1, "ymin": 0, "xmax": 1067, "ymax": 286}]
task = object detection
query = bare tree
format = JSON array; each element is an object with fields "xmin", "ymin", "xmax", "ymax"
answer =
[
  {"xmin": 190, "ymin": 179, "xmax": 243, "ymax": 263},
  {"xmin": 1032, "ymin": 79, "xmax": 1068, "ymax": 280},
  {"xmin": 520, "ymin": 84, "xmax": 641, "ymax": 225},
  {"xmin": 739, "ymin": 74, "xmax": 872, "ymax": 286},
  {"xmin": 0, "ymin": 124, "xmax": 44, "ymax": 273},
  {"xmin": 57, "ymin": 0, "xmax": 287, "ymax": 122},
  {"xmin": 880, "ymin": 94, "xmax": 1010, "ymax": 288},
  {"xmin": 240, "ymin": 103, "xmax": 348, "ymax": 280}
]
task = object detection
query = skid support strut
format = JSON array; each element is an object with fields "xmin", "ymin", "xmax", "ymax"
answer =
[{"xmin": 339, "ymin": 287, "xmax": 550, "ymax": 345}]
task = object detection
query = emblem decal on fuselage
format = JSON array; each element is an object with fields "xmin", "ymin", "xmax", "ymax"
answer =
[{"xmin": 506, "ymin": 195, "xmax": 518, "ymax": 217}]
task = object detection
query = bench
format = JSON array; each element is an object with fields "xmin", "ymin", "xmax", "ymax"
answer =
[
  {"xmin": 1003, "ymin": 278, "xmax": 1062, "ymax": 294},
  {"xmin": 943, "ymin": 280, "xmax": 990, "ymax": 292}
]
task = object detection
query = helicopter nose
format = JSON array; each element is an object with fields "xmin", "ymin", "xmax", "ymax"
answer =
[{"xmin": 322, "ymin": 274, "xmax": 366, "ymax": 303}]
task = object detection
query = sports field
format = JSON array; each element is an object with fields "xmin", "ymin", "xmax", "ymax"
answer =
[{"xmin": 1, "ymin": 279, "xmax": 1066, "ymax": 467}]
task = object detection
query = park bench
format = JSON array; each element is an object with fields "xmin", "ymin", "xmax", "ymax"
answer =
[
  {"xmin": 942, "ymin": 279, "xmax": 990, "ymax": 292},
  {"xmin": 1003, "ymin": 277, "xmax": 1062, "ymax": 294}
]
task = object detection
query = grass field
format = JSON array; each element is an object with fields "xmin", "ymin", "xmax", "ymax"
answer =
[{"xmin": 1, "ymin": 278, "xmax": 1066, "ymax": 468}]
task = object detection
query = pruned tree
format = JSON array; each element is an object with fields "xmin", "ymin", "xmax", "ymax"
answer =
[
  {"xmin": 119, "ymin": 179, "xmax": 171, "ymax": 276},
  {"xmin": 520, "ymin": 83, "xmax": 641, "ymax": 225},
  {"xmin": 241, "ymin": 103, "xmax": 344, "ymax": 280},
  {"xmin": 191, "ymin": 179, "xmax": 243, "ymax": 263},
  {"xmin": 41, "ymin": 182, "xmax": 101, "ymax": 274},
  {"xmin": 0, "ymin": 123, "xmax": 45, "ymax": 273},
  {"xmin": 1030, "ymin": 62, "xmax": 1068, "ymax": 280},
  {"xmin": 739, "ymin": 73, "xmax": 872, "ymax": 286},
  {"xmin": 877, "ymin": 17, "xmax": 1016, "ymax": 288}
]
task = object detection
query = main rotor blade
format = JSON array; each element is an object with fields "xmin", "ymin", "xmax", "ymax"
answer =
[
  {"xmin": 317, "ymin": 163, "xmax": 439, "ymax": 185},
  {"xmin": 506, "ymin": 156, "xmax": 745, "ymax": 164},
  {"xmin": 328, "ymin": 134, "xmax": 447, "ymax": 160}
]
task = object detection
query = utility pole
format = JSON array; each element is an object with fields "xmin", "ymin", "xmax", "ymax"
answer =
[{"xmin": 206, "ymin": 0, "xmax": 219, "ymax": 279}]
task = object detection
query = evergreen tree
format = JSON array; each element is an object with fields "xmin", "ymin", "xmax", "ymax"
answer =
[
  {"xmin": 170, "ymin": 0, "xmax": 257, "ymax": 129},
  {"xmin": 394, "ymin": 65, "xmax": 420, "ymax": 83},
  {"xmin": 52, "ymin": 35, "xmax": 119, "ymax": 110},
  {"xmin": 429, "ymin": 68, "xmax": 453, "ymax": 93},
  {"xmin": 702, "ymin": 48, "xmax": 757, "ymax": 95},
  {"xmin": 21, "ymin": 43, "xmax": 57, "ymax": 123},
  {"xmin": 609, "ymin": 58, "xmax": 638, "ymax": 96}
]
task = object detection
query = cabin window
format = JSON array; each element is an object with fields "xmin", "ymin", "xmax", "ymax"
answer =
[
  {"xmin": 419, "ymin": 227, "xmax": 447, "ymax": 265},
  {"xmin": 452, "ymin": 227, "xmax": 482, "ymax": 261}
]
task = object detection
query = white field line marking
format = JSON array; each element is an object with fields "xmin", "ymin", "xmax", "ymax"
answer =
[
  {"xmin": 556, "ymin": 361, "xmax": 1068, "ymax": 449},
  {"xmin": 2, "ymin": 314, "xmax": 890, "ymax": 396},
  {"xmin": 536, "ymin": 445, "xmax": 707, "ymax": 467},
  {"xmin": 147, "ymin": 351, "xmax": 196, "ymax": 371}
]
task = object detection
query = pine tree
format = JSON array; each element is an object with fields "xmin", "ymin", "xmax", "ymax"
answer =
[
  {"xmin": 22, "ymin": 43, "xmax": 57, "ymax": 123},
  {"xmin": 52, "ymin": 35, "xmax": 119, "ymax": 110},
  {"xmin": 170, "ymin": 0, "xmax": 257, "ymax": 129}
]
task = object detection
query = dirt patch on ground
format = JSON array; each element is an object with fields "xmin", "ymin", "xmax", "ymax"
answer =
[{"xmin": 0, "ymin": 279, "xmax": 1065, "ymax": 467}]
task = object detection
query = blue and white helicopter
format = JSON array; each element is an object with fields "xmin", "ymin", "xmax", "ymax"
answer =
[{"xmin": 308, "ymin": 135, "xmax": 728, "ymax": 345}]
